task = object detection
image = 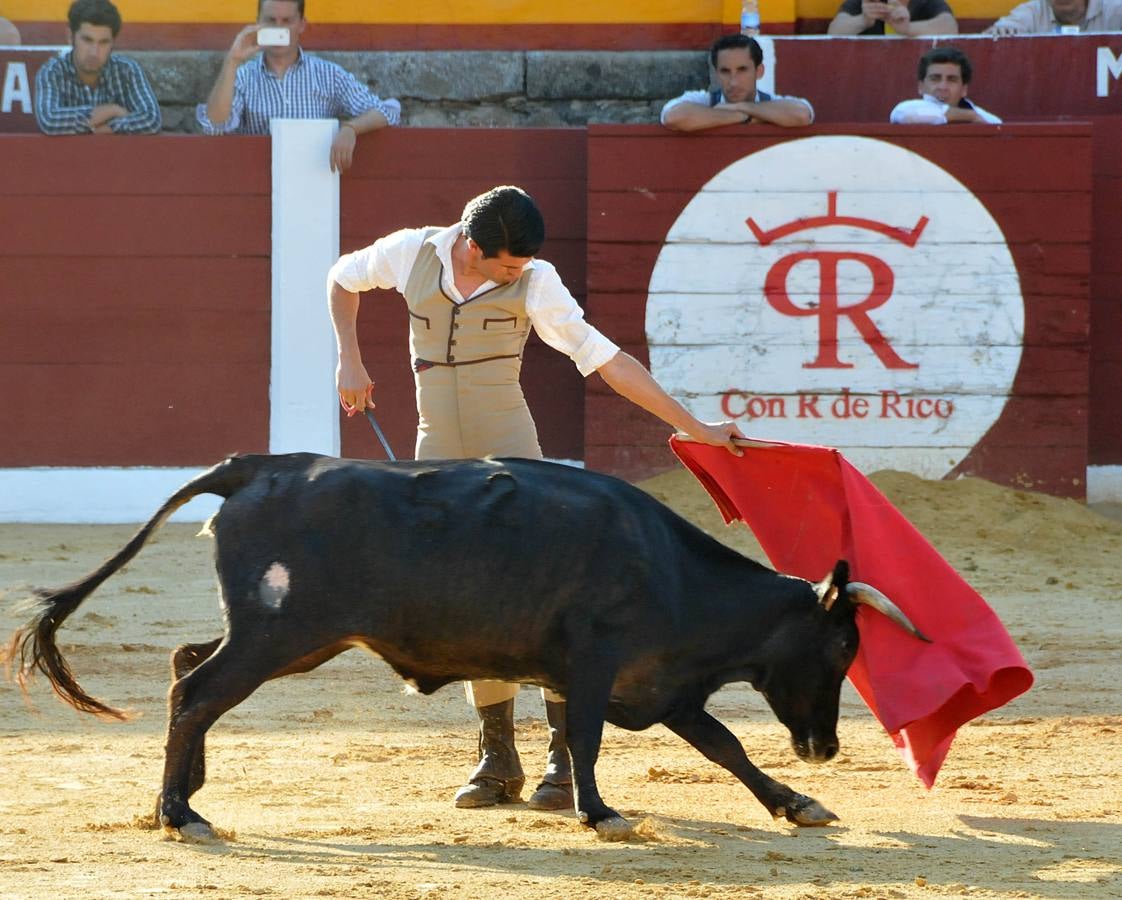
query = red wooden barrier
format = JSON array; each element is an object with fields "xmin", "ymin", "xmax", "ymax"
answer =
[
  {"xmin": 0, "ymin": 136, "xmax": 271, "ymax": 466},
  {"xmin": 0, "ymin": 125, "xmax": 1107, "ymax": 501}
]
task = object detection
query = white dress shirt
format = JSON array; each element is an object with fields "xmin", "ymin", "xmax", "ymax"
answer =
[
  {"xmin": 660, "ymin": 89, "xmax": 815, "ymax": 125},
  {"xmin": 986, "ymin": 0, "xmax": 1122, "ymax": 33},
  {"xmin": 890, "ymin": 95, "xmax": 1003, "ymax": 125},
  {"xmin": 329, "ymin": 224, "xmax": 619, "ymax": 377}
]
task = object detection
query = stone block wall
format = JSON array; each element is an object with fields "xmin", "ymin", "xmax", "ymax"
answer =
[{"xmin": 138, "ymin": 50, "xmax": 710, "ymax": 132}]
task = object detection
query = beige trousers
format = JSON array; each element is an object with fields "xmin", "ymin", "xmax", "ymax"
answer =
[{"xmin": 414, "ymin": 363, "xmax": 562, "ymax": 709}]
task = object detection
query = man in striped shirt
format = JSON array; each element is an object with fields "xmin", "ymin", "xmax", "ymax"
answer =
[
  {"xmin": 34, "ymin": 0, "xmax": 161, "ymax": 135},
  {"xmin": 197, "ymin": 0, "xmax": 400, "ymax": 173}
]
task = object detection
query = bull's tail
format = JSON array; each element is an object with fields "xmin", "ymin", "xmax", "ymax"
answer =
[{"xmin": 2, "ymin": 454, "xmax": 261, "ymax": 721}]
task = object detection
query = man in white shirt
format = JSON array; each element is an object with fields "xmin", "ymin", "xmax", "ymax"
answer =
[
  {"xmin": 660, "ymin": 33, "xmax": 813, "ymax": 132},
  {"xmin": 890, "ymin": 47, "xmax": 1002, "ymax": 125},
  {"xmin": 198, "ymin": 0, "xmax": 399, "ymax": 173},
  {"xmin": 986, "ymin": 0, "xmax": 1122, "ymax": 34},
  {"xmin": 328, "ymin": 185, "xmax": 744, "ymax": 814}
]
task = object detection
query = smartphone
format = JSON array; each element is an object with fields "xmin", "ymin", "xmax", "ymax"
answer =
[{"xmin": 256, "ymin": 27, "xmax": 291, "ymax": 47}]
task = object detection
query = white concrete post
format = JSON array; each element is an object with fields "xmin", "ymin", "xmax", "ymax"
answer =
[{"xmin": 269, "ymin": 118, "xmax": 341, "ymax": 456}]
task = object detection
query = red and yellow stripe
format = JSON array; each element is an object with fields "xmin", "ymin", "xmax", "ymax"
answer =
[{"xmin": 7, "ymin": 0, "xmax": 1013, "ymax": 47}]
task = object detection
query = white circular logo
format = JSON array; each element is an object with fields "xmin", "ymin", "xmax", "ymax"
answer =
[{"xmin": 647, "ymin": 135, "xmax": 1024, "ymax": 477}]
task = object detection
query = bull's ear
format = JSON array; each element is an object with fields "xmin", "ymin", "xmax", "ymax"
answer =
[{"xmin": 814, "ymin": 560, "xmax": 850, "ymax": 611}]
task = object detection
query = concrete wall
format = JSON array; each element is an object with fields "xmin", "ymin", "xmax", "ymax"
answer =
[{"xmin": 145, "ymin": 51, "xmax": 707, "ymax": 133}]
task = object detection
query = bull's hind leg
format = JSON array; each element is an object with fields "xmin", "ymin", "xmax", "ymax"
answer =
[
  {"xmin": 158, "ymin": 637, "xmax": 303, "ymax": 842},
  {"xmin": 662, "ymin": 705, "xmax": 837, "ymax": 826},
  {"xmin": 168, "ymin": 638, "xmax": 222, "ymax": 800}
]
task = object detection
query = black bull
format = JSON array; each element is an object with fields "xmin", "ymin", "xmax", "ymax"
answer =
[{"xmin": 4, "ymin": 453, "xmax": 926, "ymax": 842}]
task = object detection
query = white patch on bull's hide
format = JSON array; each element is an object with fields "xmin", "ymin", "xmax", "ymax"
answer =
[
  {"xmin": 196, "ymin": 514, "xmax": 218, "ymax": 538},
  {"xmin": 402, "ymin": 682, "xmax": 420, "ymax": 695},
  {"xmin": 259, "ymin": 562, "xmax": 291, "ymax": 608}
]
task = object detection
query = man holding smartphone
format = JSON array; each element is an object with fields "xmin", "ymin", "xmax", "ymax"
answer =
[{"xmin": 198, "ymin": 0, "xmax": 400, "ymax": 172}]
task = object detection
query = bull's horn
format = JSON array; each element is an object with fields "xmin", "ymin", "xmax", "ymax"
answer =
[{"xmin": 846, "ymin": 582, "xmax": 933, "ymax": 643}]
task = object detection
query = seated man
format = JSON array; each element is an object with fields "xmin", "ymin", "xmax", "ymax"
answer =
[
  {"xmin": 34, "ymin": 0, "xmax": 161, "ymax": 135},
  {"xmin": 0, "ymin": 15, "xmax": 21, "ymax": 44},
  {"xmin": 660, "ymin": 34, "xmax": 813, "ymax": 132},
  {"xmin": 985, "ymin": 0, "xmax": 1122, "ymax": 33},
  {"xmin": 198, "ymin": 0, "xmax": 400, "ymax": 173},
  {"xmin": 890, "ymin": 47, "xmax": 1001, "ymax": 125},
  {"xmin": 828, "ymin": 0, "xmax": 958, "ymax": 35}
]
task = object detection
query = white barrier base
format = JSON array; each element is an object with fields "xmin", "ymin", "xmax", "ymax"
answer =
[
  {"xmin": 1088, "ymin": 465, "xmax": 1122, "ymax": 503},
  {"xmin": 0, "ymin": 468, "xmax": 220, "ymax": 524},
  {"xmin": 0, "ymin": 460, "xmax": 585, "ymax": 523}
]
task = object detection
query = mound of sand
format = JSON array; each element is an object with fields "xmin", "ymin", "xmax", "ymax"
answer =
[{"xmin": 638, "ymin": 468, "xmax": 1122, "ymax": 597}]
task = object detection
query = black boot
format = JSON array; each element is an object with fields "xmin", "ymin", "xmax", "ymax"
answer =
[
  {"xmin": 527, "ymin": 700, "xmax": 574, "ymax": 811},
  {"xmin": 454, "ymin": 698, "xmax": 525, "ymax": 808}
]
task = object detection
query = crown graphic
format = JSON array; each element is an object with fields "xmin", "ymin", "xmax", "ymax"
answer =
[{"xmin": 746, "ymin": 191, "xmax": 929, "ymax": 247}]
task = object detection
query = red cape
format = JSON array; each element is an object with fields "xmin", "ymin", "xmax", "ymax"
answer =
[{"xmin": 670, "ymin": 436, "xmax": 1033, "ymax": 787}]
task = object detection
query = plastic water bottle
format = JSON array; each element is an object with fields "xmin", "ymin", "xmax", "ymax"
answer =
[{"xmin": 740, "ymin": 0, "xmax": 761, "ymax": 35}]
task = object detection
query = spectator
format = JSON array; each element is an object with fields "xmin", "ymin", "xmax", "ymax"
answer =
[
  {"xmin": 890, "ymin": 47, "xmax": 1001, "ymax": 124},
  {"xmin": 34, "ymin": 0, "xmax": 161, "ymax": 135},
  {"xmin": 828, "ymin": 0, "xmax": 958, "ymax": 35},
  {"xmin": 0, "ymin": 14, "xmax": 21, "ymax": 44},
  {"xmin": 985, "ymin": 0, "xmax": 1122, "ymax": 33},
  {"xmin": 198, "ymin": 0, "xmax": 400, "ymax": 173},
  {"xmin": 661, "ymin": 34, "xmax": 813, "ymax": 132}
]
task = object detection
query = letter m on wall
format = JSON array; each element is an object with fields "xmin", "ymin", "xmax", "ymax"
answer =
[{"xmin": 1098, "ymin": 47, "xmax": 1122, "ymax": 98}]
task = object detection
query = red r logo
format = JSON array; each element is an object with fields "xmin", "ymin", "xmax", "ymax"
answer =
[
  {"xmin": 764, "ymin": 252, "xmax": 917, "ymax": 370},
  {"xmin": 748, "ymin": 192, "xmax": 927, "ymax": 371}
]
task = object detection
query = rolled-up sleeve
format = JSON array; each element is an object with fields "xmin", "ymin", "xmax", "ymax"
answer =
[
  {"xmin": 890, "ymin": 98, "xmax": 947, "ymax": 124},
  {"xmin": 660, "ymin": 89, "xmax": 711, "ymax": 125},
  {"xmin": 334, "ymin": 66, "xmax": 401, "ymax": 125},
  {"xmin": 196, "ymin": 69, "xmax": 246, "ymax": 134},
  {"xmin": 329, "ymin": 228, "xmax": 425, "ymax": 294},
  {"xmin": 772, "ymin": 93, "xmax": 815, "ymax": 123},
  {"xmin": 526, "ymin": 262, "xmax": 619, "ymax": 376}
]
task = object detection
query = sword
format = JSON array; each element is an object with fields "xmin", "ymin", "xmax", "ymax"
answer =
[
  {"xmin": 363, "ymin": 408, "xmax": 397, "ymax": 461},
  {"xmin": 340, "ymin": 385, "xmax": 397, "ymax": 461}
]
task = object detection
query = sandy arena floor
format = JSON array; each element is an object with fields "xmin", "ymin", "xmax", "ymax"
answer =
[{"xmin": 1, "ymin": 469, "xmax": 1120, "ymax": 899}]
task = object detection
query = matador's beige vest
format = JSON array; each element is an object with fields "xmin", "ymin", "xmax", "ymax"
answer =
[{"xmin": 403, "ymin": 230, "xmax": 542, "ymax": 461}]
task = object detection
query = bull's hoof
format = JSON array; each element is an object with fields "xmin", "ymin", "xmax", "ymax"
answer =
[
  {"xmin": 157, "ymin": 797, "xmax": 218, "ymax": 844},
  {"xmin": 593, "ymin": 815, "xmax": 634, "ymax": 841},
  {"xmin": 172, "ymin": 821, "xmax": 220, "ymax": 844},
  {"xmin": 779, "ymin": 797, "xmax": 838, "ymax": 827}
]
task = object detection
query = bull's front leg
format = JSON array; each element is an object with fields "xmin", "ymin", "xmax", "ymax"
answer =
[
  {"xmin": 662, "ymin": 705, "xmax": 837, "ymax": 826},
  {"xmin": 563, "ymin": 648, "xmax": 631, "ymax": 841}
]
